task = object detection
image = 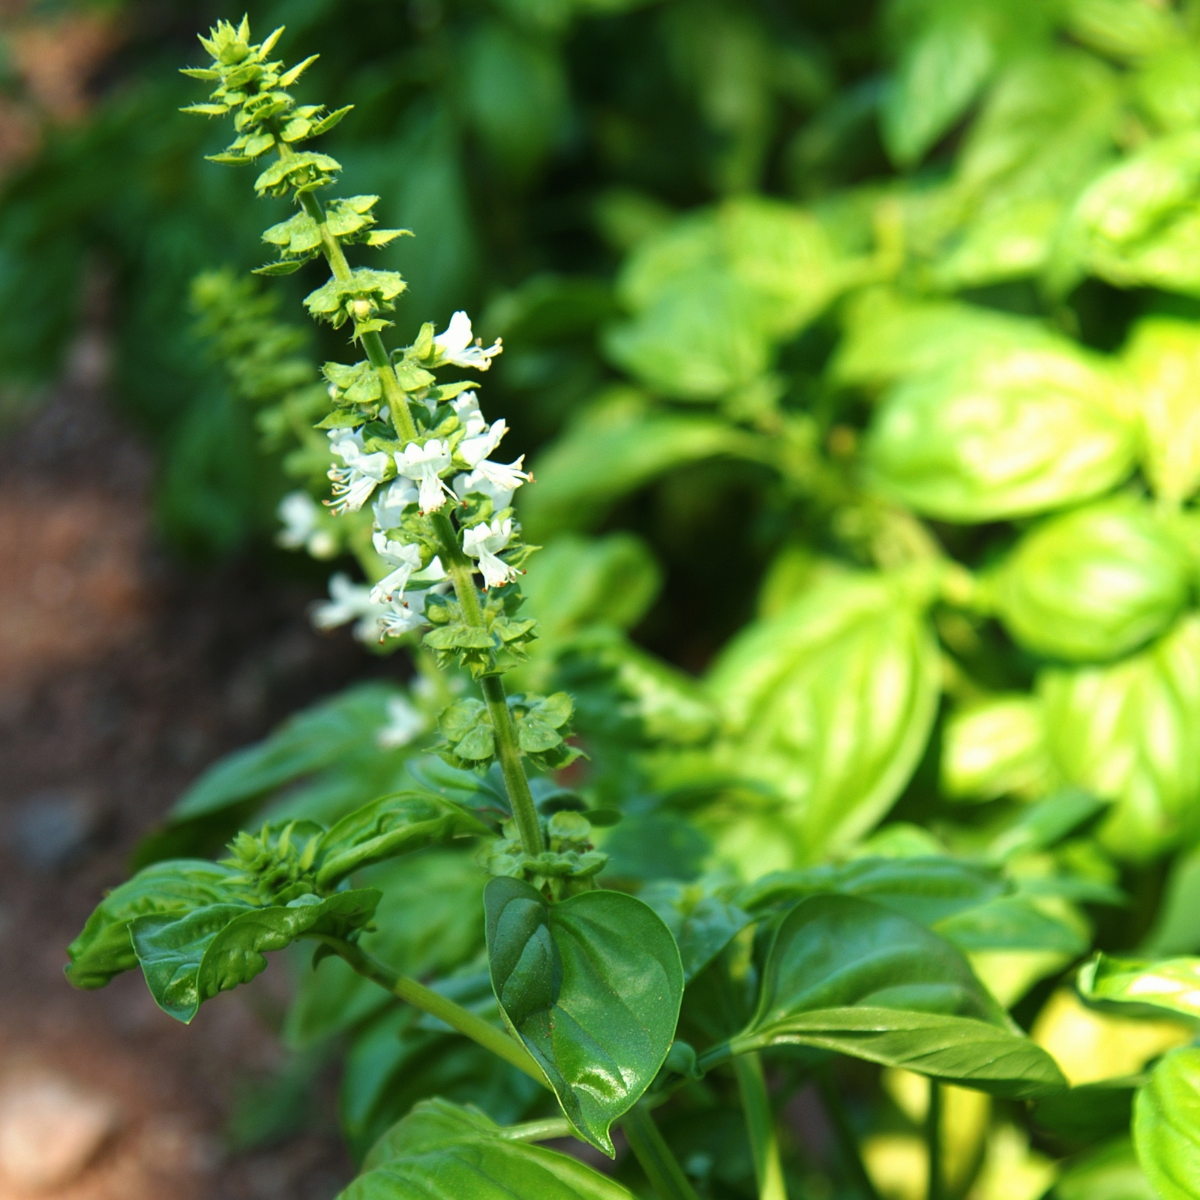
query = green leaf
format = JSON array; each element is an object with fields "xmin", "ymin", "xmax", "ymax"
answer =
[
  {"xmin": 1051, "ymin": 1137, "xmax": 1157, "ymax": 1200},
  {"xmin": 484, "ymin": 877, "xmax": 684, "ymax": 1154},
  {"xmin": 992, "ymin": 497, "xmax": 1189, "ymax": 662},
  {"xmin": 1062, "ymin": 0, "xmax": 1183, "ymax": 61},
  {"xmin": 1079, "ymin": 953, "xmax": 1200, "ymax": 1021},
  {"xmin": 132, "ymin": 889, "xmax": 380, "ymax": 1023},
  {"xmin": 1061, "ymin": 131, "xmax": 1200, "ymax": 297},
  {"xmin": 313, "ymin": 792, "xmax": 489, "ymax": 889},
  {"xmin": 729, "ymin": 894, "xmax": 1066, "ymax": 1097},
  {"xmin": 252, "ymin": 257, "xmax": 316, "ymax": 276},
  {"xmin": 707, "ymin": 571, "xmax": 940, "ymax": 861},
  {"xmin": 1040, "ymin": 614, "xmax": 1200, "ymax": 861},
  {"xmin": 864, "ymin": 344, "xmax": 1137, "ymax": 522},
  {"xmin": 341, "ymin": 1099, "xmax": 636, "ymax": 1199},
  {"xmin": 65, "ymin": 860, "xmax": 249, "ymax": 989},
  {"xmin": 941, "ymin": 694, "xmax": 1052, "ymax": 803},
  {"xmin": 181, "ymin": 685, "xmax": 405, "ymax": 820},
  {"xmin": 1134, "ymin": 1047, "xmax": 1200, "ymax": 1200},
  {"xmin": 738, "ymin": 856, "xmax": 1006, "ymax": 926},
  {"xmin": 638, "ymin": 879, "xmax": 752, "ymax": 981},
  {"xmin": 1124, "ymin": 317, "xmax": 1200, "ymax": 504},
  {"xmin": 517, "ymin": 533, "xmax": 661, "ymax": 644},
  {"xmin": 522, "ymin": 391, "xmax": 764, "ymax": 539},
  {"xmin": 935, "ymin": 894, "xmax": 1090, "ymax": 956}
]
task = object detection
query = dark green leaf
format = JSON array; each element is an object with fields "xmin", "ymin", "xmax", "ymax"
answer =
[
  {"xmin": 738, "ymin": 856, "xmax": 1006, "ymax": 926},
  {"xmin": 314, "ymin": 793, "xmax": 488, "ymax": 889},
  {"xmin": 132, "ymin": 889, "xmax": 380, "ymax": 1023},
  {"xmin": 484, "ymin": 877, "xmax": 684, "ymax": 1154},
  {"xmin": 65, "ymin": 860, "xmax": 249, "ymax": 989},
  {"xmin": 342, "ymin": 1099, "xmax": 635, "ymax": 1199},
  {"xmin": 639, "ymin": 880, "xmax": 752, "ymax": 981},
  {"xmin": 729, "ymin": 894, "xmax": 1065, "ymax": 1097}
]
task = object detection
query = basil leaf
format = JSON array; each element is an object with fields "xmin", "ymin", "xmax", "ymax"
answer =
[
  {"xmin": 65, "ymin": 859, "xmax": 249, "ymax": 989},
  {"xmin": 1080, "ymin": 953, "xmax": 1200, "ymax": 1021},
  {"xmin": 132, "ymin": 889, "xmax": 381, "ymax": 1023},
  {"xmin": 1040, "ymin": 614, "xmax": 1200, "ymax": 861},
  {"xmin": 738, "ymin": 856, "xmax": 1006, "ymax": 926},
  {"xmin": 313, "ymin": 792, "xmax": 488, "ymax": 889},
  {"xmin": 935, "ymin": 894, "xmax": 1090, "ymax": 956},
  {"xmin": 638, "ymin": 880, "xmax": 752, "ymax": 981},
  {"xmin": 484, "ymin": 878, "xmax": 684, "ymax": 1154},
  {"xmin": 340, "ymin": 1098, "xmax": 635, "ymax": 1199},
  {"xmin": 864, "ymin": 345, "xmax": 1136, "ymax": 522},
  {"xmin": 1051, "ymin": 1137, "xmax": 1157, "ymax": 1200},
  {"xmin": 730, "ymin": 894, "xmax": 1065, "ymax": 1097},
  {"xmin": 1134, "ymin": 1047, "xmax": 1200, "ymax": 1200},
  {"xmin": 708, "ymin": 571, "xmax": 940, "ymax": 862}
]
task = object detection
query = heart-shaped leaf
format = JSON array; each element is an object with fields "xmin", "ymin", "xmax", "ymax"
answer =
[
  {"xmin": 339, "ymin": 1098, "xmax": 636, "ymax": 1199},
  {"xmin": 132, "ymin": 889, "xmax": 380, "ymax": 1023},
  {"xmin": 313, "ymin": 791, "xmax": 488, "ymax": 888},
  {"xmin": 1134, "ymin": 1047, "xmax": 1200, "ymax": 1200},
  {"xmin": 484, "ymin": 878, "xmax": 684, "ymax": 1154},
  {"xmin": 729, "ymin": 894, "xmax": 1065, "ymax": 1098},
  {"xmin": 1080, "ymin": 953, "xmax": 1200, "ymax": 1020},
  {"xmin": 65, "ymin": 859, "xmax": 252, "ymax": 989}
]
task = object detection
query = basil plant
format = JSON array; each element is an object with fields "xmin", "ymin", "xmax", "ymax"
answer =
[{"xmin": 62, "ymin": 12, "xmax": 1200, "ymax": 1200}]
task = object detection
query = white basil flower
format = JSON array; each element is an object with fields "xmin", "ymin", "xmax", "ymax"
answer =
[
  {"xmin": 453, "ymin": 455, "xmax": 531, "ymax": 512},
  {"xmin": 312, "ymin": 573, "xmax": 389, "ymax": 643},
  {"xmin": 452, "ymin": 391, "xmax": 486, "ymax": 438},
  {"xmin": 377, "ymin": 695, "xmax": 427, "ymax": 749},
  {"xmin": 369, "ymin": 532, "xmax": 424, "ymax": 603},
  {"xmin": 433, "ymin": 311, "xmax": 502, "ymax": 371},
  {"xmin": 462, "ymin": 518, "xmax": 518, "ymax": 588},
  {"xmin": 372, "ymin": 479, "xmax": 419, "ymax": 532},
  {"xmin": 460, "ymin": 417, "xmax": 509, "ymax": 468},
  {"xmin": 276, "ymin": 491, "xmax": 336, "ymax": 559},
  {"xmin": 377, "ymin": 578, "xmax": 449, "ymax": 639},
  {"xmin": 394, "ymin": 439, "xmax": 453, "ymax": 512},
  {"xmin": 328, "ymin": 430, "xmax": 390, "ymax": 513}
]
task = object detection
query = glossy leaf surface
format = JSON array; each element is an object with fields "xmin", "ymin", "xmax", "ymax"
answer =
[
  {"xmin": 730, "ymin": 895, "xmax": 1065, "ymax": 1097},
  {"xmin": 484, "ymin": 877, "xmax": 683, "ymax": 1154},
  {"xmin": 313, "ymin": 791, "xmax": 488, "ymax": 889},
  {"xmin": 132, "ymin": 889, "xmax": 380, "ymax": 1023},
  {"xmin": 340, "ymin": 1098, "xmax": 635, "ymax": 1199},
  {"xmin": 65, "ymin": 860, "xmax": 250, "ymax": 989}
]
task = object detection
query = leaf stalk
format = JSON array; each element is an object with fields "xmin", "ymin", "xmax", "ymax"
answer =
[
  {"xmin": 621, "ymin": 1101, "xmax": 702, "ymax": 1200},
  {"xmin": 733, "ymin": 1051, "xmax": 788, "ymax": 1200}
]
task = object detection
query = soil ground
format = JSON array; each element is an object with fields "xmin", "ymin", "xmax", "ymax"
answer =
[{"xmin": 0, "ymin": 337, "xmax": 379, "ymax": 1198}]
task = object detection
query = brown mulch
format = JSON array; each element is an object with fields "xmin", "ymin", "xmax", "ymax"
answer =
[{"xmin": 0, "ymin": 338, "xmax": 383, "ymax": 1199}]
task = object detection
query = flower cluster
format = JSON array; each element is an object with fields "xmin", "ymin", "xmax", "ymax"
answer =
[{"xmin": 317, "ymin": 311, "xmax": 535, "ymax": 644}]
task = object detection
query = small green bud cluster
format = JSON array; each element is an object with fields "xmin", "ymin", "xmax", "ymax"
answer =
[
  {"xmin": 438, "ymin": 692, "xmax": 583, "ymax": 774},
  {"xmin": 222, "ymin": 819, "xmax": 324, "ymax": 904},
  {"xmin": 481, "ymin": 807, "xmax": 608, "ymax": 900}
]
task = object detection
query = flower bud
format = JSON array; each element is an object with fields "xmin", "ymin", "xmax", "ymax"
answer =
[
  {"xmin": 350, "ymin": 299, "xmax": 374, "ymax": 320},
  {"xmin": 992, "ymin": 498, "xmax": 1190, "ymax": 662}
]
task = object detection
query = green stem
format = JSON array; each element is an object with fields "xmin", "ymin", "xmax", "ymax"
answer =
[
  {"xmin": 326, "ymin": 936, "xmax": 545, "ymax": 1084},
  {"xmin": 815, "ymin": 1071, "xmax": 883, "ymax": 1200},
  {"xmin": 733, "ymin": 1053, "xmax": 788, "ymax": 1200},
  {"xmin": 621, "ymin": 1102, "xmax": 701, "ymax": 1200},
  {"xmin": 429, "ymin": 511, "xmax": 546, "ymax": 858},
  {"xmin": 926, "ymin": 1080, "xmax": 942, "ymax": 1200}
]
